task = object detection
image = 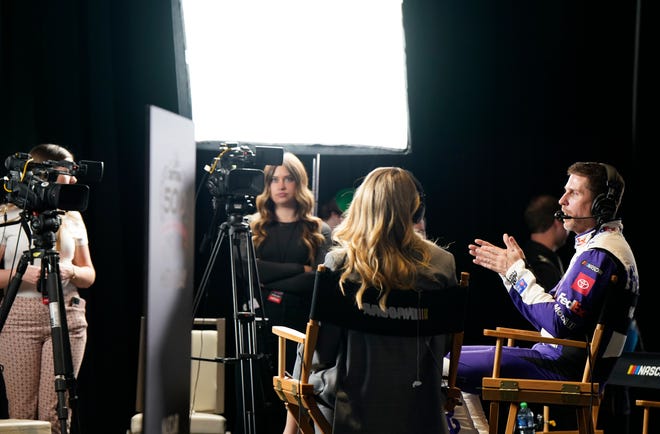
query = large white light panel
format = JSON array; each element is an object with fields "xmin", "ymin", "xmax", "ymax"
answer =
[{"xmin": 182, "ymin": 0, "xmax": 409, "ymax": 151}]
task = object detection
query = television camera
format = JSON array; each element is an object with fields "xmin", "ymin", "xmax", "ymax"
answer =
[
  {"xmin": 2, "ymin": 152, "xmax": 104, "ymax": 212},
  {"xmin": 204, "ymin": 142, "xmax": 283, "ymax": 215}
]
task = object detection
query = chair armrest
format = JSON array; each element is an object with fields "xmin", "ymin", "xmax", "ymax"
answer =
[
  {"xmin": 637, "ymin": 400, "xmax": 660, "ymax": 409},
  {"xmin": 272, "ymin": 326, "xmax": 306, "ymax": 344},
  {"xmin": 495, "ymin": 327, "xmax": 542, "ymax": 337},
  {"xmin": 484, "ymin": 328, "xmax": 588, "ymax": 349}
]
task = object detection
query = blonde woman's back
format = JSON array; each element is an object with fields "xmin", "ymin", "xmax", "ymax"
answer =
[{"xmin": 287, "ymin": 167, "xmax": 458, "ymax": 434}]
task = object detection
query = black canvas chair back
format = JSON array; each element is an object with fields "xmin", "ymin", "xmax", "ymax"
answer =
[
  {"xmin": 271, "ymin": 265, "xmax": 469, "ymax": 434},
  {"xmin": 310, "ymin": 266, "xmax": 468, "ymax": 338}
]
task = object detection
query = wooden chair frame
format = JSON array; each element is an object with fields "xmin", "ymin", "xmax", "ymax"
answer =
[
  {"xmin": 272, "ymin": 266, "xmax": 470, "ymax": 434},
  {"xmin": 636, "ymin": 399, "xmax": 660, "ymax": 434},
  {"xmin": 481, "ymin": 325, "xmax": 605, "ymax": 434}
]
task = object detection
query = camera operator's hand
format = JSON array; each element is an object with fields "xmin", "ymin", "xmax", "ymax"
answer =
[
  {"xmin": 21, "ymin": 264, "xmax": 42, "ymax": 285},
  {"xmin": 58, "ymin": 258, "xmax": 95, "ymax": 288},
  {"xmin": 59, "ymin": 263, "xmax": 76, "ymax": 282}
]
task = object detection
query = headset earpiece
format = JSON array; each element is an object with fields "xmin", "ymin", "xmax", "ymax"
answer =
[
  {"xmin": 591, "ymin": 163, "xmax": 624, "ymax": 225},
  {"xmin": 407, "ymin": 171, "xmax": 426, "ymax": 224}
]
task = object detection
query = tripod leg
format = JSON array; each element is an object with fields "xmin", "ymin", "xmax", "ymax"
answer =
[
  {"xmin": 43, "ymin": 252, "xmax": 77, "ymax": 434},
  {"xmin": 226, "ymin": 220, "xmax": 278, "ymax": 434},
  {"xmin": 229, "ymin": 228, "xmax": 258, "ymax": 434},
  {"xmin": 0, "ymin": 251, "xmax": 31, "ymax": 333},
  {"xmin": 193, "ymin": 225, "xmax": 227, "ymax": 317}
]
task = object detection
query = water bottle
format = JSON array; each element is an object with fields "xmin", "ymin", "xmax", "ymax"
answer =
[{"xmin": 516, "ymin": 402, "xmax": 535, "ymax": 434}]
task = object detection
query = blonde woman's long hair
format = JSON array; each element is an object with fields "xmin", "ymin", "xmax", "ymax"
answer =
[
  {"xmin": 332, "ymin": 167, "xmax": 436, "ymax": 309},
  {"xmin": 251, "ymin": 152, "xmax": 325, "ymax": 265}
]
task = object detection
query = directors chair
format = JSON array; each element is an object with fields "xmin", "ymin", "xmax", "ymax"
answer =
[
  {"xmin": 481, "ymin": 269, "xmax": 636, "ymax": 434},
  {"xmin": 609, "ymin": 351, "xmax": 660, "ymax": 434},
  {"xmin": 481, "ymin": 325, "xmax": 605, "ymax": 434},
  {"xmin": 636, "ymin": 400, "xmax": 660, "ymax": 434},
  {"xmin": 272, "ymin": 265, "xmax": 470, "ymax": 434}
]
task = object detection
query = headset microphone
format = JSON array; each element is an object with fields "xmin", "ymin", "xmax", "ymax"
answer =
[{"xmin": 554, "ymin": 211, "xmax": 594, "ymax": 220}]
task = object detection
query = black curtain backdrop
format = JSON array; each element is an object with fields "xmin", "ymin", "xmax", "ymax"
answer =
[{"xmin": 1, "ymin": 1, "xmax": 654, "ymax": 433}]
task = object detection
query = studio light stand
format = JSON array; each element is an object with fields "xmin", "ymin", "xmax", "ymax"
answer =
[
  {"xmin": 0, "ymin": 209, "xmax": 79, "ymax": 434},
  {"xmin": 193, "ymin": 197, "xmax": 267, "ymax": 434}
]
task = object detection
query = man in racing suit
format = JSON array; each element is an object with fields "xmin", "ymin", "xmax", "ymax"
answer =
[{"xmin": 457, "ymin": 162, "xmax": 639, "ymax": 431}]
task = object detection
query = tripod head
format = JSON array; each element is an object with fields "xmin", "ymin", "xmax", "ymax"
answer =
[
  {"xmin": 19, "ymin": 209, "xmax": 63, "ymax": 251},
  {"xmin": 220, "ymin": 194, "xmax": 257, "ymax": 222}
]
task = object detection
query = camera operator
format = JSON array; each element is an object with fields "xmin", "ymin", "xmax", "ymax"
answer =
[{"xmin": 0, "ymin": 144, "xmax": 96, "ymax": 434}]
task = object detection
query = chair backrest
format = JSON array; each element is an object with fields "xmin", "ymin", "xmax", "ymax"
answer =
[
  {"xmin": 301, "ymin": 267, "xmax": 469, "ymax": 432},
  {"xmin": 272, "ymin": 267, "xmax": 469, "ymax": 434},
  {"xmin": 190, "ymin": 318, "xmax": 226, "ymax": 414},
  {"xmin": 310, "ymin": 266, "xmax": 469, "ymax": 337},
  {"xmin": 608, "ymin": 351, "xmax": 660, "ymax": 389},
  {"xmin": 135, "ymin": 317, "xmax": 226, "ymax": 414}
]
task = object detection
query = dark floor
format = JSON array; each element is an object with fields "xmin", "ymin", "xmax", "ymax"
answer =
[{"xmin": 220, "ymin": 384, "xmax": 659, "ymax": 434}]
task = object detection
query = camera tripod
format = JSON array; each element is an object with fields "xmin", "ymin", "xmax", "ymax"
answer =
[
  {"xmin": 0, "ymin": 209, "xmax": 79, "ymax": 434},
  {"xmin": 193, "ymin": 199, "xmax": 268, "ymax": 434}
]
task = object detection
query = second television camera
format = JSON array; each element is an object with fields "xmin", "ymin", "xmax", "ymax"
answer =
[
  {"xmin": 204, "ymin": 143, "xmax": 283, "ymax": 215},
  {"xmin": 3, "ymin": 152, "xmax": 104, "ymax": 212}
]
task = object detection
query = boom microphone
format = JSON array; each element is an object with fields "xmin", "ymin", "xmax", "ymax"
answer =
[{"xmin": 554, "ymin": 211, "xmax": 594, "ymax": 220}]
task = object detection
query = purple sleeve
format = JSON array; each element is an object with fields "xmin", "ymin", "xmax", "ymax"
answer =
[{"xmin": 510, "ymin": 249, "xmax": 619, "ymax": 338}]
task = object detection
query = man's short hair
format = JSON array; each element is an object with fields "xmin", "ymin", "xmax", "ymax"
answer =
[
  {"xmin": 319, "ymin": 198, "xmax": 343, "ymax": 221},
  {"xmin": 524, "ymin": 194, "xmax": 560, "ymax": 233}
]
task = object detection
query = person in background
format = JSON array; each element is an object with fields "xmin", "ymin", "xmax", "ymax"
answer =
[
  {"xmin": 248, "ymin": 151, "xmax": 332, "ymax": 433},
  {"xmin": 522, "ymin": 194, "xmax": 569, "ymax": 290},
  {"xmin": 251, "ymin": 151, "xmax": 332, "ymax": 359},
  {"xmin": 317, "ymin": 197, "xmax": 344, "ymax": 232},
  {"xmin": 283, "ymin": 167, "xmax": 457, "ymax": 434},
  {"xmin": 0, "ymin": 144, "xmax": 96, "ymax": 434},
  {"xmin": 454, "ymin": 162, "xmax": 639, "ymax": 432}
]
